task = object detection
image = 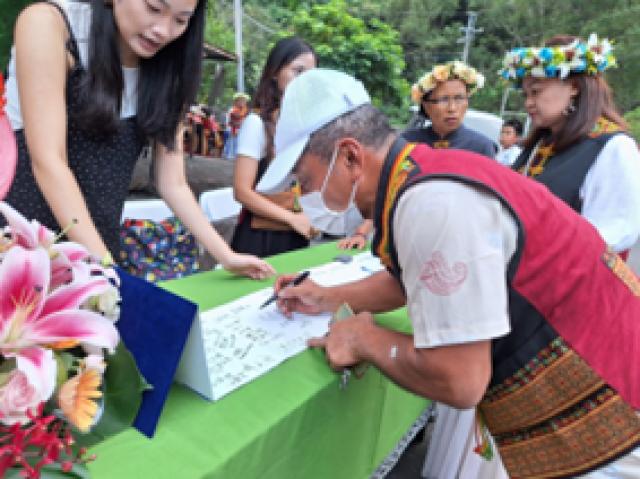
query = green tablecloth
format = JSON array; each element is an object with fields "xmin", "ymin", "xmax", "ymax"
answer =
[{"xmin": 88, "ymin": 243, "xmax": 428, "ymax": 479}]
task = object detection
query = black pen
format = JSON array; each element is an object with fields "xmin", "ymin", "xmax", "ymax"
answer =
[{"xmin": 260, "ymin": 270, "xmax": 310, "ymax": 309}]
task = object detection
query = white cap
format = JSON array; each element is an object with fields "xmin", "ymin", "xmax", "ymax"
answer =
[{"xmin": 256, "ymin": 69, "xmax": 371, "ymax": 192}]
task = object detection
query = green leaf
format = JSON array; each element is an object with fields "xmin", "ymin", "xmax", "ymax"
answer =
[
  {"xmin": 75, "ymin": 343, "xmax": 150, "ymax": 447},
  {"xmin": 0, "ymin": 357, "xmax": 16, "ymax": 375},
  {"xmin": 54, "ymin": 352, "xmax": 75, "ymax": 389}
]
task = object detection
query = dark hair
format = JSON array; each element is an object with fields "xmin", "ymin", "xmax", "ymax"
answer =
[
  {"xmin": 503, "ymin": 118, "xmax": 523, "ymax": 136},
  {"xmin": 73, "ymin": 0, "xmax": 206, "ymax": 149},
  {"xmin": 523, "ymin": 34, "xmax": 627, "ymax": 153},
  {"xmin": 303, "ymin": 104, "xmax": 395, "ymax": 162},
  {"xmin": 252, "ymin": 36, "xmax": 316, "ymax": 159}
]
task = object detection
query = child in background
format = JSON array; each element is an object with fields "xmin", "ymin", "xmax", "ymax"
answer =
[{"xmin": 496, "ymin": 118, "xmax": 523, "ymax": 166}]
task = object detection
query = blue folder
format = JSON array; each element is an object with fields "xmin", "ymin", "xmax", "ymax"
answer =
[{"xmin": 116, "ymin": 269, "xmax": 198, "ymax": 437}]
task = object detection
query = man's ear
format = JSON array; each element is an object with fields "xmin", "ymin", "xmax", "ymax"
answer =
[{"xmin": 337, "ymin": 138, "xmax": 365, "ymax": 176}]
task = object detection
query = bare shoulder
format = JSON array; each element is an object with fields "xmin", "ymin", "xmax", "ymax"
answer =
[
  {"xmin": 13, "ymin": 2, "xmax": 71, "ymax": 130},
  {"xmin": 15, "ymin": 2, "xmax": 68, "ymax": 47}
]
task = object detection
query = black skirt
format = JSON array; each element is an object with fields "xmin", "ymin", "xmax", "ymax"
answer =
[{"xmin": 231, "ymin": 210, "xmax": 309, "ymax": 258}]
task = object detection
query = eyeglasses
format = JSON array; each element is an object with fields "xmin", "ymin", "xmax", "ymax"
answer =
[{"xmin": 424, "ymin": 95, "xmax": 469, "ymax": 106}]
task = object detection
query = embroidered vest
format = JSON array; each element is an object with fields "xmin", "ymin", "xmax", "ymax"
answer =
[
  {"xmin": 372, "ymin": 138, "xmax": 640, "ymax": 478},
  {"xmin": 512, "ymin": 118, "xmax": 626, "ymax": 212}
]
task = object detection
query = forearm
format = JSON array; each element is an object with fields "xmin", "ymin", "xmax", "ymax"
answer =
[
  {"xmin": 31, "ymin": 158, "xmax": 108, "ymax": 257},
  {"xmin": 323, "ymin": 271, "xmax": 405, "ymax": 313},
  {"xmin": 159, "ymin": 181, "xmax": 234, "ymax": 264},
  {"xmin": 236, "ymin": 187, "xmax": 295, "ymax": 225},
  {"xmin": 356, "ymin": 323, "xmax": 489, "ymax": 408},
  {"xmin": 357, "ymin": 326, "xmax": 454, "ymax": 402},
  {"xmin": 156, "ymin": 134, "xmax": 237, "ymax": 264}
]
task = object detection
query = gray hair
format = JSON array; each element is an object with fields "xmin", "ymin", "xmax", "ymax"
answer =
[{"xmin": 303, "ymin": 104, "xmax": 395, "ymax": 161}]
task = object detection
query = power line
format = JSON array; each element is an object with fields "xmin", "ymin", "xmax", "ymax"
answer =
[{"xmin": 243, "ymin": 12, "xmax": 278, "ymax": 34}]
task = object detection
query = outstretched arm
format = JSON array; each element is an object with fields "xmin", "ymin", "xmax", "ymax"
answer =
[
  {"xmin": 309, "ymin": 312, "xmax": 492, "ymax": 408},
  {"xmin": 154, "ymin": 135, "xmax": 275, "ymax": 279},
  {"xmin": 276, "ymin": 269, "xmax": 406, "ymax": 316}
]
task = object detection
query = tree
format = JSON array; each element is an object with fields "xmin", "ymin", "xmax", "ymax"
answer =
[
  {"xmin": 204, "ymin": 0, "xmax": 286, "ymax": 113},
  {"xmin": 0, "ymin": 0, "xmax": 32, "ymax": 71},
  {"xmin": 283, "ymin": 0, "xmax": 410, "ymax": 123},
  {"xmin": 345, "ymin": 0, "xmax": 640, "ymax": 116},
  {"xmin": 211, "ymin": 0, "xmax": 411, "ymax": 123},
  {"xmin": 199, "ymin": 2, "xmax": 237, "ymax": 110},
  {"xmin": 6, "ymin": 0, "xmax": 640, "ymax": 121},
  {"xmin": 624, "ymin": 106, "xmax": 640, "ymax": 141},
  {"xmin": 467, "ymin": 0, "xmax": 640, "ymax": 114}
]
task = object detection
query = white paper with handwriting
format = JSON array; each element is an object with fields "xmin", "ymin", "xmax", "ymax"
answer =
[{"xmin": 175, "ymin": 252, "xmax": 384, "ymax": 400}]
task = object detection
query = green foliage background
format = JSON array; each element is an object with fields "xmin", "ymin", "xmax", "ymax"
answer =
[
  {"xmin": 2, "ymin": 0, "xmax": 640, "ymax": 128},
  {"xmin": 0, "ymin": 0, "xmax": 31, "ymax": 68},
  {"xmin": 624, "ymin": 107, "xmax": 640, "ymax": 142}
]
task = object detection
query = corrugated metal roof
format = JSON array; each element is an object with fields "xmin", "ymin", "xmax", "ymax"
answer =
[{"xmin": 203, "ymin": 42, "xmax": 237, "ymax": 62}]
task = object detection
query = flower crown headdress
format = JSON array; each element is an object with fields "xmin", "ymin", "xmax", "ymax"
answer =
[
  {"xmin": 411, "ymin": 61, "xmax": 485, "ymax": 103},
  {"xmin": 499, "ymin": 33, "xmax": 616, "ymax": 87}
]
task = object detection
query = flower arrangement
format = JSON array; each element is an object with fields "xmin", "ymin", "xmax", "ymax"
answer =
[
  {"xmin": 0, "ymin": 202, "xmax": 145, "ymax": 478},
  {"xmin": 499, "ymin": 33, "xmax": 616, "ymax": 86},
  {"xmin": 411, "ymin": 61, "xmax": 485, "ymax": 103}
]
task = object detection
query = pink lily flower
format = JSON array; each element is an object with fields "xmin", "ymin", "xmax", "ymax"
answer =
[
  {"xmin": 0, "ymin": 202, "xmax": 113, "ymax": 288},
  {"xmin": 49, "ymin": 242, "xmax": 93, "ymax": 289},
  {"xmin": 0, "ymin": 348, "xmax": 57, "ymax": 425},
  {"xmin": 0, "ymin": 245, "xmax": 119, "ymax": 353},
  {"xmin": 0, "ymin": 202, "xmax": 55, "ymax": 251}
]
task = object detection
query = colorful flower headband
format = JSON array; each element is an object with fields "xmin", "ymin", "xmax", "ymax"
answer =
[
  {"xmin": 411, "ymin": 61, "xmax": 485, "ymax": 103},
  {"xmin": 499, "ymin": 33, "xmax": 616, "ymax": 86}
]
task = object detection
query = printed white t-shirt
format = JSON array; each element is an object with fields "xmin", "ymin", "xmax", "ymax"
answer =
[{"xmin": 392, "ymin": 179, "xmax": 517, "ymax": 348}]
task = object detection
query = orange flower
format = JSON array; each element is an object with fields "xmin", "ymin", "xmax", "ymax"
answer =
[
  {"xmin": 47, "ymin": 340, "xmax": 80, "ymax": 350},
  {"xmin": 58, "ymin": 369, "xmax": 102, "ymax": 432}
]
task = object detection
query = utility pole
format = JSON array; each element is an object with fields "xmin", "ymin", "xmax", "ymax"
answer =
[
  {"xmin": 457, "ymin": 11, "xmax": 483, "ymax": 63},
  {"xmin": 233, "ymin": 0, "xmax": 244, "ymax": 93}
]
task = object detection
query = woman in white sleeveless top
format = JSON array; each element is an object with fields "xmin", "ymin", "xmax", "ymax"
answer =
[{"xmin": 3, "ymin": 0, "xmax": 272, "ymax": 279}]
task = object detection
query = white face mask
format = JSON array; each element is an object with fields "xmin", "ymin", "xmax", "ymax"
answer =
[{"xmin": 298, "ymin": 146, "xmax": 359, "ymax": 236}]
